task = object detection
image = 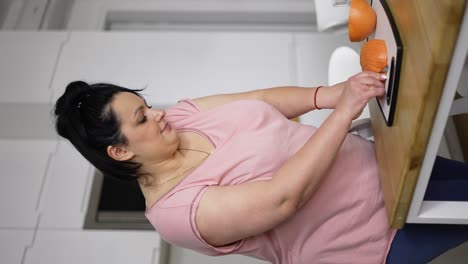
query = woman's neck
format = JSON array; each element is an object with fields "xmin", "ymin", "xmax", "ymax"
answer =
[{"xmin": 143, "ymin": 150, "xmax": 187, "ymax": 185}]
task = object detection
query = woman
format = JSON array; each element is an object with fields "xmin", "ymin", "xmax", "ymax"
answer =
[{"xmin": 54, "ymin": 71, "xmax": 468, "ymax": 264}]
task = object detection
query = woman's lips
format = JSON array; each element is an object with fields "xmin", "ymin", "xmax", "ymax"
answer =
[{"xmin": 161, "ymin": 123, "xmax": 170, "ymax": 133}]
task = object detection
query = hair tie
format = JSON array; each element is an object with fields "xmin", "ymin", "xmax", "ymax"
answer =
[
  {"xmin": 77, "ymin": 94, "xmax": 90, "ymax": 109},
  {"xmin": 314, "ymin": 86, "xmax": 323, "ymax": 110}
]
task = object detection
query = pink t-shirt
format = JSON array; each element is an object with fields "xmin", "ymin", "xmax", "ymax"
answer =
[{"xmin": 145, "ymin": 99, "xmax": 397, "ymax": 264}]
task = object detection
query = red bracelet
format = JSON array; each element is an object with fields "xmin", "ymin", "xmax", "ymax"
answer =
[{"xmin": 314, "ymin": 86, "xmax": 323, "ymax": 110}]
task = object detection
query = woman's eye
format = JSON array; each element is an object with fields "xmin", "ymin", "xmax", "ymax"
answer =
[{"xmin": 140, "ymin": 116, "xmax": 147, "ymax": 124}]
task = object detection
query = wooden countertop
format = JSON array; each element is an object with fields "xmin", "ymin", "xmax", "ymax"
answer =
[{"xmin": 369, "ymin": 0, "xmax": 467, "ymax": 228}]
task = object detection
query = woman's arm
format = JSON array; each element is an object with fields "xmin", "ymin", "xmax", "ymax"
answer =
[
  {"xmin": 277, "ymin": 71, "xmax": 386, "ymax": 208},
  {"xmin": 196, "ymin": 71, "xmax": 386, "ymax": 247},
  {"xmin": 193, "ymin": 83, "xmax": 344, "ymax": 118},
  {"xmin": 260, "ymin": 83, "xmax": 344, "ymax": 118}
]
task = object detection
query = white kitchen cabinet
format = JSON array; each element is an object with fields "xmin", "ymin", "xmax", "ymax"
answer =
[
  {"xmin": 25, "ymin": 230, "xmax": 160, "ymax": 264},
  {"xmin": 0, "ymin": 139, "xmax": 57, "ymax": 228},
  {"xmin": 50, "ymin": 31, "xmax": 294, "ymax": 106},
  {"xmin": 38, "ymin": 140, "xmax": 92, "ymax": 229},
  {"xmin": 0, "ymin": 230, "xmax": 34, "ymax": 264},
  {"xmin": 0, "ymin": 32, "xmax": 68, "ymax": 103}
]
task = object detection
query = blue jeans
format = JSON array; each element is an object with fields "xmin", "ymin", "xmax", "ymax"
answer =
[{"xmin": 386, "ymin": 156, "xmax": 468, "ymax": 264}]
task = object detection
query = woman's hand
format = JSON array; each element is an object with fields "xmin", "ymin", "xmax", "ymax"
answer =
[{"xmin": 335, "ymin": 71, "xmax": 386, "ymax": 121}]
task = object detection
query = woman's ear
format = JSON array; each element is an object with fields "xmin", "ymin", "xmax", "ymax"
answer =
[{"xmin": 107, "ymin": 145, "xmax": 134, "ymax": 161}]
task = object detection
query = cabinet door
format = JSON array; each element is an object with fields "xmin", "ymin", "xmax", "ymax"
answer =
[
  {"xmin": 39, "ymin": 140, "xmax": 92, "ymax": 229},
  {"xmin": 0, "ymin": 139, "xmax": 56, "ymax": 228},
  {"xmin": 25, "ymin": 230, "xmax": 161, "ymax": 264},
  {"xmin": 51, "ymin": 31, "xmax": 293, "ymax": 105},
  {"xmin": 0, "ymin": 230, "xmax": 34, "ymax": 264},
  {"xmin": 0, "ymin": 32, "xmax": 68, "ymax": 103}
]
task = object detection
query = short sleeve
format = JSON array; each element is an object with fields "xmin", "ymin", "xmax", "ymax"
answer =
[
  {"xmin": 148, "ymin": 186, "xmax": 245, "ymax": 256},
  {"xmin": 164, "ymin": 99, "xmax": 201, "ymax": 125},
  {"xmin": 189, "ymin": 186, "xmax": 245, "ymax": 255}
]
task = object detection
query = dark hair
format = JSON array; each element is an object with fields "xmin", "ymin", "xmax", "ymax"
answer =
[{"xmin": 54, "ymin": 81, "xmax": 147, "ymax": 183}]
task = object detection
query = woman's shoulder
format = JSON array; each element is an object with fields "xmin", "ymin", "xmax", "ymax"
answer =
[
  {"xmin": 163, "ymin": 99, "xmax": 202, "ymax": 126},
  {"xmin": 166, "ymin": 99, "xmax": 201, "ymax": 115}
]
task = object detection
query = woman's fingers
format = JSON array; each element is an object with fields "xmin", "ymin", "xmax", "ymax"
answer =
[
  {"xmin": 359, "ymin": 70, "xmax": 387, "ymax": 81},
  {"xmin": 337, "ymin": 70, "xmax": 387, "ymax": 120},
  {"xmin": 363, "ymin": 86, "xmax": 385, "ymax": 98},
  {"xmin": 354, "ymin": 72, "xmax": 387, "ymax": 88},
  {"xmin": 361, "ymin": 76, "xmax": 385, "ymax": 91},
  {"xmin": 358, "ymin": 77, "xmax": 385, "ymax": 89}
]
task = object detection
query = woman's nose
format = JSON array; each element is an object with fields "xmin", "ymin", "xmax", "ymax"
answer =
[{"xmin": 148, "ymin": 109, "xmax": 165, "ymax": 121}]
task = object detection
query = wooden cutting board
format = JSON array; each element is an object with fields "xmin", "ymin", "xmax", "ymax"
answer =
[{"xmin": 369, "ymin": 0, "xmax": 467, "ymax": 228}]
